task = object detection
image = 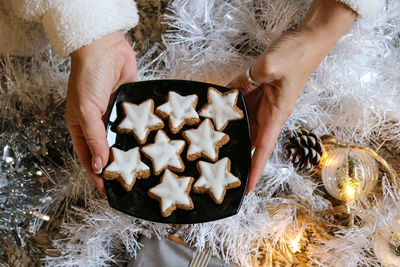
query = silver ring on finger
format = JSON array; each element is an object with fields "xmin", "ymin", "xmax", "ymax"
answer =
[{"xmin": 246, "ymin": 67, "xmax": 261, "ymax": 87}]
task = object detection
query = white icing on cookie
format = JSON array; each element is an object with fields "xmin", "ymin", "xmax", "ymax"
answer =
[
  {"xmin": 182, "ymin": 119, "xmax": 228, "ymax": 161},
  {"xmin": 148, "ymin": 169, "xmax": 193, "ymax": 213},
  {"xmin": 105, "ymin": 147, "xmax": 150, "ymax": 187},
  {"xmin": 141, "ymin": 130, "xmax": 185, "ymax": 175},
  {"xmin": 199, "ymin": 88, "xmax": 243, "ymax": 131},
  {"xmin": 194, "ymin": 158, "xmax": 241, "ymax": 203},
  {"xmin": 156, "ymin": 91, "xmax": 199, "ymax": 133},
  {"xmin": 118, "ymin": 99, "xmax": 164, "ymax": 143}
]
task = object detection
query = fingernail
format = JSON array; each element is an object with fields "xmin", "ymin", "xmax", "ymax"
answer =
[
  {"xmin": 245, "ymin": 186, "xmax": 253, "ymax": 195},
  {"xmin": 92, "ymin": 156, "xmax": 103, "ymax": 174}
]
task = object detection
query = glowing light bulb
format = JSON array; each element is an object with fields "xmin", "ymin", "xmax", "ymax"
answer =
[
  {"xmin": 5, "ymin": 157, "xmax": 14, "ymax": 163},
  {"xmin": 31, "ymin": 211, "xmax": 50, "ymax": 221},
  {"xmin": 344, "ymin": 182, "xmax": 356, "ymax": 203},
  {"xmin": 289, "ymin": 234, "xmax": 302, "ymax": 253}
]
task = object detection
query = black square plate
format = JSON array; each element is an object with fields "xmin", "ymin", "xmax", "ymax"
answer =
[{"xmin": 104, "ymin": 80, "xmax": 251, "ymax": 224}]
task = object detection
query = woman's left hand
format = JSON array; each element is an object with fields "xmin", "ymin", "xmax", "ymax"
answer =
[
  {"xmin": 228, "ymin": 0, "xmax": 356, "ymax": 194},
  {"xmin": 228, "ymin": 31, "xmax": 316, "ymax": 194}
]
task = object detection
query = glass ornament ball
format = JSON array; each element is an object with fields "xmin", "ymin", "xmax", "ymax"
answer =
[{"xmin": 321, "ymin": 148, "xmax": 379, "ymax": 202}]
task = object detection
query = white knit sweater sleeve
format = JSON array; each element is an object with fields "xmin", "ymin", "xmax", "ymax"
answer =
[
  {"xmin": 336, "ymin": 0, "xmax": 385, "ymax": 18},
  {"xmin": 9, "ymin": 0, "xmax": 139, "ymax": 56}
]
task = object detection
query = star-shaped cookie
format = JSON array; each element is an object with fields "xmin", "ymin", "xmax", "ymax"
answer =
[
  {"xmin": 141, "ymin": 130, "xmax": 186, "ymax": 175},
  {"xmin": 182, "ymin": 118, "xmax": 229, "ymax": 162},
  {"xmin": 199, "ymin": 87, "xmax": 244, "ymax": 131},
  {"xmin": 156, "ymin": 91, "xmax": 200, "ymax": 134},
  {"xmin": 102, "ymin": 147, "xmax": 150, "ymax": 191},
  {"xmin": 117, "ymin": 99, "xmax": 164, "ymax": 144},
  {"xmin": 148, "ymin": 170, "xmax": 194, "ymax": 217},
  {"xmin": 193, "ymin": 157, "xmax": 241, "ymax": 204}
]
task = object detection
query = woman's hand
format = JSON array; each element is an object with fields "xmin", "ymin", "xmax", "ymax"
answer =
[
  {"xmin": 65, "ymin": 32, "xmax": 137, "ymax": 195},
  {"xmin": 229, "ymin": 0, "xmax": 356, "ymax": 194},
  {"xmin": 229, "ymin": 31, "xmax": 319, "ymax": 194}
]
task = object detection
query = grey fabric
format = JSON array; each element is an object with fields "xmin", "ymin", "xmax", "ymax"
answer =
[{"xmin": 128, "ymin": 236, "xmax": 239, "ymax": 267}]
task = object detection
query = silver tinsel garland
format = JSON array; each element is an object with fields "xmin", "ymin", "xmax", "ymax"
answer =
[
  {"xmin": 0, "ymin": 53, "xmax": 69, "ymax": 251},
  {"xmin": 1, "ymin": 0, "xmax": 400, "ymax": 266}
]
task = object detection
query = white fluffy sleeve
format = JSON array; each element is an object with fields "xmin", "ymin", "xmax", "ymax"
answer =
[
  {"xmin": 8, "ymin": 0, "xmax": 139, "ymax": 56},
  {"xmin": 41, "ymin": 0, "xmax": 139, "ymax": 56},
  {"xmin": 336, "ymin": 0, "xmax": 385, "ymax": 18}
]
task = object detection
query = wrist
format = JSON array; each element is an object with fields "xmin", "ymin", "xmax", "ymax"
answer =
[
  {"xmin": 298, "ymin": 0, "xmax": 356, "ymax": 52},
  {"xmin": 71, "ymin": 31, "xmax": 126, "ymax": 59},
  {"xmin": 300, "ymin": 0, "xmax": 356, "ymax": 33}
]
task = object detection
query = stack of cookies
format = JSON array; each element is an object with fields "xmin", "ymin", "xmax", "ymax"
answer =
[{"xmin": 103, "ymin": 87, "xmax": 244, "ymax": 217}]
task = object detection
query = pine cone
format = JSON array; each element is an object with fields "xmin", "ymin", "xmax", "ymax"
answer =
[{"xmin": 285, "ymin": 129, "xmax": 324, "ymax": 171}]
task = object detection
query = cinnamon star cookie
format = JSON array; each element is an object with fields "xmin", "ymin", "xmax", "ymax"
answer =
[
  {"xmin": 193, "ymin": 157, "xmax": 241, "ymax": 204},
  {"xmin": 117, "ymin": 99, "xmax": 164, "ymax": 144},
  {"xmin": 148, "ymin": 170, "xmax": 194, "ymax": 217},
  {"xmin": 102, "ymin": 147, "xmax": 150, "ymax": 191},
  {"xmin": 141, "ymin": 130, "xmax": 185, "ymax": 175},
  {"xmin": 182, "ymin": 118, "xmax": 229, "ymax": 162},
  {"xmin": 156, "ymin": 91, "xmax": 200, "ymax": 134},
  {"xmin": 199, "ymin": 87, "xmax": 244, "ymax": 131}
]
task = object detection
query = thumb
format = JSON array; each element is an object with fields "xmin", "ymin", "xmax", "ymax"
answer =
[
  {"xmin": 246, "ymin": 123, "xmax": 281, "ymax": 194},
  {"xmin": 118, "ymin": 48, "xmax": 138, "ymax": 85},
  {"xmin": 246, "ymin": 99, "xmax": 286, "ymax": 194},
  {"xmin": 79, "ymin": 105, "xmax": 110, "ymax": 175}
]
